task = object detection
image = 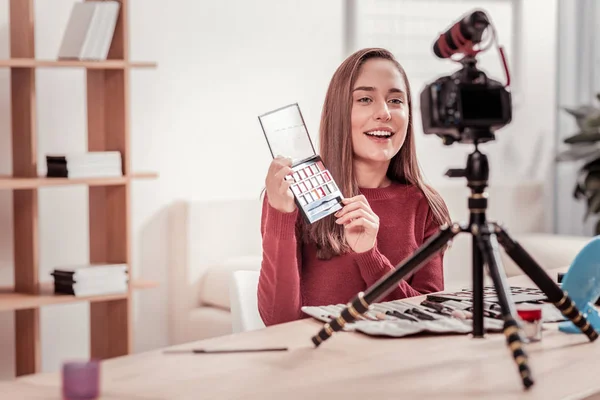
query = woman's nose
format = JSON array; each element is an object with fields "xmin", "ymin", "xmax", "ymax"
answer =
[{"xmin": 374, "ymin": 103, "xmax": 391, "ymax": 121}]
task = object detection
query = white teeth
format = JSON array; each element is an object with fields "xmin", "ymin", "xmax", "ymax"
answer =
[{"xmin": 365, "ymin": 130, "xmax": 392, "ymax": 137}]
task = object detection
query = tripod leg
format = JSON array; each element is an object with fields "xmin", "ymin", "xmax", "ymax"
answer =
[
  {"xmin": 472, "ymin": 234, "xmax": 485, "ymax": 338},
  {"xmin": 494, "ymin": 224, "xmax": 598, "ymax": 342},
  {"xmin": 311, "ymin": 223, "xmax": 462, "ymax": 346},
  {"xmin": 476, "ymin": 230, "xmax": 534, "ymax": 389}
]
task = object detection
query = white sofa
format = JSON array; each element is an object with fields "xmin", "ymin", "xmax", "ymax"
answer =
[{"xmin": 167, "ymin": 181, "xmax": 591, "ymax": 345}]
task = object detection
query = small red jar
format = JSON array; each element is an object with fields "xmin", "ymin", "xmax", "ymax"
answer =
[{"xmin": 516, "ymin": 304, "xmax": 543, "ymax": 342}]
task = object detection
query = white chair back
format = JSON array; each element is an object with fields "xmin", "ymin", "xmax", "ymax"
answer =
[{"xmin": 229, "ymin": 270, "xmax": 266, "ymax": 333}]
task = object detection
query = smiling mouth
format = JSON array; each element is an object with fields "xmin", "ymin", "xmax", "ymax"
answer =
[{"xmin": 364, "ymin": 130, "xmax": 394, "ymax": 138}]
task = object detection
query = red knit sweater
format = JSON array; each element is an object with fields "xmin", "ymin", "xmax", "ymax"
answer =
[{"xmin": 257, "ymin": 182, "xmax": 445, "ymax": 326}]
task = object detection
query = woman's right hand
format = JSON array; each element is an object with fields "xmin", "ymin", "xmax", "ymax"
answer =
[{"xmin": 265, "ymin": 156, "xmax": 296, "ymax": 213}]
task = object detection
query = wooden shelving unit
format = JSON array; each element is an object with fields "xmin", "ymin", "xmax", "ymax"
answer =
[
  {"xmin": 0, "ymin": 59, "xmax": 156, "ymax": 69},
  {"xmin": 5, "ymin": 0, "xmax": 157, "ymax": 376},
  {"xmin": 0, "ymin": 172, "xmax": 157, "ymax": 190},
  {"xmin": 0, "ymin": 281, "xmax": 160, "ymax": 313}
]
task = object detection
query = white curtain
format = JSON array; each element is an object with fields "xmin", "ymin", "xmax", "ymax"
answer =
[{"xmin": 554, "ymin": 0, "xmax": 600, "ymax": 235}]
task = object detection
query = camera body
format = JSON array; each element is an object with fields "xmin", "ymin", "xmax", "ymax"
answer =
[{"xmin": 420, "ymin": 60, "xmax": 512, "ymax": 145}]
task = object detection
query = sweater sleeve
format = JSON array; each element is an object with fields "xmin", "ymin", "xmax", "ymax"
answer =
[
  {"xmin": 257, "ymin": 195, "xmax": 304, "ymax": 326},
  {"xmin": 353, "ymin": 209, "xmax": 444, "ymax": 301}
]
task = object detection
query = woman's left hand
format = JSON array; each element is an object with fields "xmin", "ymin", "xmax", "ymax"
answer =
[{"xmin": 334, "ymin": 195, "xmax": 380, "ymax": 253}]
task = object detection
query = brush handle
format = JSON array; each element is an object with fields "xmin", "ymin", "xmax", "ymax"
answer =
[{"xmin": 163, "ymin": 347, "xmax": 288, "ymax": 355}]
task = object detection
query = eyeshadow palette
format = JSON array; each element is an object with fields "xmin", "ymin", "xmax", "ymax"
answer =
[
  {"xmin": 286, "ymin": 155, "xmax": 343, "ymax": 223},
  {"xmin": 259, "ymin": 103, "xmax": 344, "ymax": 224}
]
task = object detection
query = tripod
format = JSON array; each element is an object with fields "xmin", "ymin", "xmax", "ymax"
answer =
[{"xmin": 310, "ymin": 143, "xmax": 599, "ymax": 390}]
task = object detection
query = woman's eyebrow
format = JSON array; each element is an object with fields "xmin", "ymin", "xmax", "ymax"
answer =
[
  {"xmin": 352, "ymin": 86, "xmax": 406, "ymax": 95},
  {"xmin": 389, "ymin": 88, "xmax": 405, "ymax": 95},
  {"xmin": 353, "ymin": 86, "xmax": 376, "ymax": 92}
]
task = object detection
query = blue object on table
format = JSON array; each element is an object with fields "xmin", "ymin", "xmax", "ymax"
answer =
[{"xmin": 558, "ymin": 236, "xmax": 600, "ymax": 334}]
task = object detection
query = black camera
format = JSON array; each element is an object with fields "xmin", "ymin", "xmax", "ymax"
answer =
[
  {"xmin": 420, "ymin": 10, "xmax": 512, "ymax": 145},
  {"xmin": 420, "ymin": 62, "xmax": 512, "ymax": 145}
]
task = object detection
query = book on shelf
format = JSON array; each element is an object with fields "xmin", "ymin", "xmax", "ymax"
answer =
[
  {"xmin": 51, "ymin": 263, "xmax": 129, "ymax": 297},
  {"xmin": 57, "ymin": 1, "xmax": 121, "ymax": 61},
  {"xmin": 46, "ymin": 151, "xmax": 123, "ymax": 178}
]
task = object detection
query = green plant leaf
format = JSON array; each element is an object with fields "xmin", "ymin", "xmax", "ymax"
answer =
[
  {"xmin": 573, "ymin": 166, "xmax": 600, "ymax": 198},
  {"xmin": 564, "ymin": 131, "xmax": 600, "ymax": 144},
  {"xmin": 586, "ymin": 115, "xmax": 600, "ymax": 128},
  {"xmin": 591, "ymin": 189, "xmax": 600, "ymax": 209},
  {"xmin": 581, "ymin": 157, "xmax": 600, "ymax": 172},
  {"xmin": 585, "ymin": 192, "xmax": 600, "ymax": 221},
  {"xmin": 563, "ymin": 105, "xmax": 600, "ymax": 119},
  {"xmin": 556, "ymin": 146, "xmax": 600, "ymax": 162},
  {"xmin": 583, "ymin": 182, "xmax": 600, "ymax": 199},
  {"xmin": 574, "ymin": 182, "xmax": 586, "ymax": 199}
]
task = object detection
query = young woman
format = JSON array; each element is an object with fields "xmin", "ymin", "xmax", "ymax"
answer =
[{"xmin": 258, "ymin": 48, "xmax": 451, "ymax": 326}]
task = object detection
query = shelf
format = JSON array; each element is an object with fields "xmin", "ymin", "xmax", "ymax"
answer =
[
  {"xmin": 0, "ymin": 59, "xmax": 156, "ymax": 69},
  {"xmin": 0, "ymin": 172, "xmax": 158, "ymax": 190},
  {"xmin": 0, "ymin": 281, "xmax": 159, "ymax": 312}
]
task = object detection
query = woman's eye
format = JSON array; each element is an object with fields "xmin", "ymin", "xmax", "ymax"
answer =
[
  {"xmin": 389, "ymin": 98, "xmax": 403, "ymax": 105},
  {"xmin": 357, "ymin": 97, "xmax": 372, "ymax": 103}
]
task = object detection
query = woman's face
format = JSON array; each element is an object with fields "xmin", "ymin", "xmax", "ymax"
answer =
[{"xmin": 350, "ymin": 58, "xmax": 409, "ymax": 165}]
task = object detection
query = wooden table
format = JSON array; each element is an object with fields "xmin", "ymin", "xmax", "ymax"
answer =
[{"xmin": 5, "ymin": 268, "xmax": 600, "ymax": 400}]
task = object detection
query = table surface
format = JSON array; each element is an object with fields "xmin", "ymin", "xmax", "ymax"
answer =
[{"xmin": 4, "ymin": 267, "xmax": 600, "ymax": 400}]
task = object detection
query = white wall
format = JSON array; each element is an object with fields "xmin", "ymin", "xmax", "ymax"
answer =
[
  {"xmin": 0, "ymin": 0, "xmax": 558, "ymax": 379},
  {"xmin": 126, "ymin": 0, "xmax": 346, "ymax": 353}
]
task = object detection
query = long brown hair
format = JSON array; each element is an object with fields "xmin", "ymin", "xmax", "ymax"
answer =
[{"xmin": 307, "ymin": 48, "xmax": 451, "ymax": 259}]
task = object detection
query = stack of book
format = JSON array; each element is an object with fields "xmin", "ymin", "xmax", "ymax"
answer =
[
  {"xmin": 57, "ymin": 1, "xmax": 121, "ymax": 61},
  {"xmin": 51, "ymin": 264, "xmax": 128, "ymax": 297},
  {"xmin": 46, "ymin": 151, "xmax": 122, "ymax": 178}
]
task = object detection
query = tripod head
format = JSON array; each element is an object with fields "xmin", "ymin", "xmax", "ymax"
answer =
[{"xmin": 445, "ymin": 144, "xmax": 490, "ymax": 210}]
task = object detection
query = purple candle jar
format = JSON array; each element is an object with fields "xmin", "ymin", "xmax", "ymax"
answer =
[{"xmin": 62, "ymin": 360, "xmax": 100, "ymax": 400}]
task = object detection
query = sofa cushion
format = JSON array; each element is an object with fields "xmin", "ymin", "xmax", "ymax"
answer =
[
  {"xmin": 499, "ymin": 232, "xmax": 590, "ymax": 277},
  {"xmin": 199, "ymin": 255, "xmax": 262, "ymax": 310}
]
